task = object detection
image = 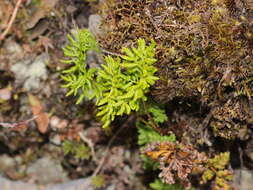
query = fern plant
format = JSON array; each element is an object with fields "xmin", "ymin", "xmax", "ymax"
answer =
[
  {"xmin": 150, "ymin": 179, "xmax": 195, "ymax": 190},
  {"xmin": 96, "ymin": 39, "xmax": 159, "ymax": 127},
  {"xmin": 137, "ymin": 123, "xmax": 176, "ymax": 146},
  {"xmin": 147, "ymin": 103, "xmax": 168, "ymax": 124},
  {"xmin": 137, "ymin": 102, "xmax": 176, "ymax": 170},
  {"xmin": 62, "ymin": 29, "xmax": 159, "ymax": 128},
  {"xmin": 137, "ymin": 101, "xmax": 175, "ymax": 146},
  {"xmin": 61, "ymin": 28, "xmax": 101, "ymax": 104},
  {"xmin": 150, "ymin": 179, "xmax": 191, "ymax": 190}
]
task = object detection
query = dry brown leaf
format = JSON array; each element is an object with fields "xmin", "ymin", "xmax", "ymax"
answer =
[
  {"xmin": 28, "ymin": 94, "xmax": 49, "ymax": 133},
  {"xmin": 144, "ymin": 142, "xmax": 207, "ymax": 189}
]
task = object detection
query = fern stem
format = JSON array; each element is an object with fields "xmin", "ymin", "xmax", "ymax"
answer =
[{"xmin": 101, "ymin": 48, "xmax": 123, "ymax": 57}]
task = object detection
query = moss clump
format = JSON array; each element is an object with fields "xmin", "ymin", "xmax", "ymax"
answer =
[
  {"xmin": 98, "ymin": 0, "xmax": 253, "ymax": 139},
  {"xmin": 210, "ymin": 97, "xmax": 253, "ymax": 139},
  {"xmin": 201, "ymin": 152, "xmax": 233, "ymax": 190}
]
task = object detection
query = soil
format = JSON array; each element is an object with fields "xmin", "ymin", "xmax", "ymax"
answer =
[{"xmin": 0, "ymin": 0, "xmax": 146, "ymax": 189}]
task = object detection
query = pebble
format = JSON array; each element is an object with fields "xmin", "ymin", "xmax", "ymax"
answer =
[{"xmin": 0, "ymin": 88, "xmax": 11, "ymax": 100}]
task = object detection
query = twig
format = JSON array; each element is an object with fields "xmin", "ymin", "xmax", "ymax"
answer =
[
  {"xmin": 78, "ymin": 132, "xmax": 98, "ymax": 163},
  {"xmin": 0, "ymin": 115, "xmax": 37, "ymax": 128},
  {"xmin": 0, "ymin": 0, "xmax": 23, "ymax": 41},
  {"xmin": 92, "ymin": 115, "xmax": 135, "ymax": 177},
  {"xmin": 101, "ymin": 48, "xmax": 123, "ymax": 57},
  {"xmin": 139, "ymin": 117, "xmax": 164, "ymax": 135},
  {"xmin": 142, "ymin": 101, "xmax": 165, "ymax": 135}
]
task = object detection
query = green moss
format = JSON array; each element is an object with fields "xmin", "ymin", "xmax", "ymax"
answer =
[
  {"xmin": 201, "ymin": 152, "xmax": 233, "ymax": 190},
  {"xmin": 62, "ymin": 140, "xmax": 91, "ymax": 160},
  {"xmin": 150, "ymin": 179, "xmax": 193, "ymax": 190},
  {"xmin": 98, "ymin": 0, "xmax": 253, "ymax": 138},
  {"xmin": 92, "ymin": 175, "xmax": 105, "ymax": 188}
]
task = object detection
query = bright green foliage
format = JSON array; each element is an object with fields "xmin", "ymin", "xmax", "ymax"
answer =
[
  {"xmin": 61, "ymin": 29, "xmax": 100, "ymax": 104},
  {"xmin": 137, "ymin": 123, "xmax": 176, "ymax": 146},
  {"xmin": 150, "ymin": 179, "xmax": 194, "ymax": 190},
  {"xmin": 91, "ymin": 175, "xmax": 105, "ymax": 188},
  {"xmin": 147, "ymin": 103, "xmax": 168, "ymax": 123},
  {"xmin": 138, "ymin": 101, "xmax": 174, "ymax": 146},
  {"xmin": 96, "ymin": 39, "xmax": 158, "ymax": 128},
  {"xmin": 140, "ymin": 154, "xmax": 159, "ymax": 170},
  {"xmin": 62, "ymin": 29, "xmax": 159, "ymax": 128},
  {"xmin": 62, "ymin": 140, "xmax": 90, "ymax": 160},
  {"xmin": 74, "ymin": 144, "xmax": 90, "ymax": 160},
  {"xmin": 62, "ymin": 140, "xmax": 73, "ymax": 155}
]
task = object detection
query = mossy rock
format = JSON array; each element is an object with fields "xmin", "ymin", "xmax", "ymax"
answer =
[{"xmin": 98, "ymin": 0, "xmax": 253, "ymax": 140}]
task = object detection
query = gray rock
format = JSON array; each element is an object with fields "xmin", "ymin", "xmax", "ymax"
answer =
[
  {"xmin": 26, "ymin": 157, "xmax": 68, "ymax": 184},
  {"xmin": 46, "ymin": 177, "xmax": 94, "ymax": 190},
  {"xmin": 4, "ymin": 40, "xmax": 23, "ymax": 57},
  {"xmin": 233, "ymin": 169, "xmax": 253, "ymax": 190},
  {"xmin": 0, "ymin": 176, "xmax": 95, "ymax": 190},
  {"xmin": 105, "ymin": 184, "xmax": 116, "ymax": 190},
  {"xmin": 88, "ymin": 14, "xmax": 105, "ymax": 38},
  {"xmin": 0, "ymin": 154, "xmax": 16, "ymax": 173},
  {"xmin": 10, "ymin": 53, "xmax": 48, "ymax": 91}
]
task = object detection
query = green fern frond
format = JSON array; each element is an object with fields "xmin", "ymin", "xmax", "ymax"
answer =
[
  {"xmin": 61, "ymin": 29, "xmax": 100, "ymax": 103},
  {"xmin": 96, "ymin": 39, "xmax": 159, "ymax": 128},
  {"xmin": 147, "ymin": 103, "xmax": 168, "ymax": 124},
  {"xmin": 140, "ymin": 154, "xmax": 159, "ymax": 170},
  {"xmin": 62, "ymin": 29, "xmax": 159, "ymax": 128},
  {"xmin": 150, "ymin": 179, "xmax": 194, "ymax": 190},
  {"xmin": 137, "ymin": 122, "xmax": 176, "ymax": 146}
]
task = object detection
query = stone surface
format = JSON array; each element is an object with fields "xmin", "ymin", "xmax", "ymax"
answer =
[
  {"xmin": 88, "ymin": 14, "xmax": 104, "ymax": 37},
  {"xmin": 233, "ymin": 169, "xmax": 253, "ymax": 190},
  {"xmin": 10, "ymin": 53, "xmax": 48, "ymax": 91},
  {"xmin": 26, "ymin": 157, "xmax": 68, "ymax": 184},
  {"xmin": 0, "ymin": 154, "xmax": 16, "ymax": 173}
]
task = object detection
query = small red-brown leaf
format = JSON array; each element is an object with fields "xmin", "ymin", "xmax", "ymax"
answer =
[{"xmin": 28, "ymin": 94, "xmax": 49, "ymax": 133}]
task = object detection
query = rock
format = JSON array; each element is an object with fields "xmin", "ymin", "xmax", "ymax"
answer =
[
  {"xmin": 50, "ymin": 134, "xmax": 62, "ymax": 145},
  {"xmin": 0, "ymin": 176, "xmax": 95, "ymax": 190},
  {"xmin": 233, "ymin": 169, "xmax": 253, "ymax": 190},
  {"xmin": 0, "ymin": 88, "xmax": 11, "ymax": 100},
  {"xmin": 76, "ymin": 14, "xmax": 88, "ymax": 28},
  {"xmin": 10, "ymin": 53, "xmax": 48, "ymax": 91},
  {"xmin": 4, "ymin": 40, "xmax": 23, "ymax": 58},
  {"xmin": 46, "ymin": 177, "xmax": 94, "ymax": 190},
  {"xmin": 105, "ymin": 184, "xmax": 116, "ymax": 190},
  {"xmin": 0, "ymin": 155, "xmax": 16, "ymax": 173},
  {"xmin": 88, "ymin": 14, "xmax": 105, "ymax": 38},
  {"xmin": 26, "ymin": 157, "xmax": 69, "ymax": 184}
]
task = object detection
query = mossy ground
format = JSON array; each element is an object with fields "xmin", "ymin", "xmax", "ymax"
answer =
[
  {"xmin": 98, "ymin": 0, "xmax": 253, "ymax": 140},
  {"xmin": 98, "ymin": 0, "xmax": 253, "ymax": 188}
]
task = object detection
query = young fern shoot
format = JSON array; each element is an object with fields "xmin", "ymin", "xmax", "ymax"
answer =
[
  {"xmin": 62, "ymin": 29, "xmax": 159, "ymax": 128},
  {"xmin": 61, "ymin": 28, "xmax": 101, "ymax": 103}
]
